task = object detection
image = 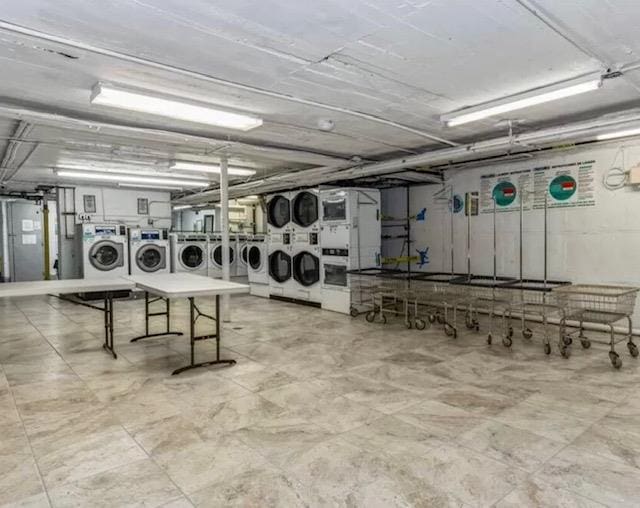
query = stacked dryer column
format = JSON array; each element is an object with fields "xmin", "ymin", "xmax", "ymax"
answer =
[
  {"xmin": 320, "ymin": 188, "xmax": 381, "ymax": 314},
  {"xmin": 289, "ymin": 189, "xmax": 321, "ymax": 304},
  {"xmin": 266, "ymin": 192, "xmax": 294, "ymax": 298}
]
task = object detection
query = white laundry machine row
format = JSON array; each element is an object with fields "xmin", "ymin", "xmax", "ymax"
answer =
[
  {"xmin": 207, "ymin": 234, "xmax": 237, "ymax": 279},
  {"xmin": 128, "ymin": 228, "xmax": 171, "ymax": 275},
  {"xmin": 170, "ymin": 233, "xmax": 208, "ymax": 276},
  {"xmin": 319, "ymin": 188, "xmax": 381, "ymax": 314},
  {"xmin": 247, "ymin": 234, "xmax": 269, "ymax": 297},
  {"xmin": 77, "ymin": 223, "xmax": 129, "ymax": 279}
]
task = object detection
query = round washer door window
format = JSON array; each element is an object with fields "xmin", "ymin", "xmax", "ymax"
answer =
[
  {"xmin": 212, "ymin": 246, "xmax": 235, "ymax": 267},
  {"xmin": 89, "ymin": 241, "xmax": 123, "ymax": 271},
  {"xmin": 267, "ymin": 195, "xmax": 290, "ymax": 228},
  {"xmin": 248, "ymin": 246, "xmax": 262, "ymax": 271},
  {"xmin": 292, "ymin": 191, "xmax": 318, "ymax": 227},
  {"xmin": 240, "ymin": 245, "xmax": 248, "ymax": 265},
  {"xmin": 137, "ymin": 245, "xmax": 165, "ymax": 272},
  {"xmin": 181, "ymin": 245, "xmax": 204, "ymax": 269},
  {"xmin": 293, "ymin": 251, "xmax": 320, "ymax": 286},
  {"xmin": 269, "ymin": 250, "xmax": 292, "ymax": 283}
]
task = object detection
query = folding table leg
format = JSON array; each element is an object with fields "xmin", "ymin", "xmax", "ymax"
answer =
[
  {"xmin": 102, "ymin": 292, "xmax": 117, "ymax": 359},
  {"xmin": 131, "ymin": 291, "xmax": 183, "ymax": 342}
]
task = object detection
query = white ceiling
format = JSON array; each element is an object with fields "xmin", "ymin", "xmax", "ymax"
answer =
[{"xmin": 1, "ymin": 0, "xmax": 640, "ymax": 196}]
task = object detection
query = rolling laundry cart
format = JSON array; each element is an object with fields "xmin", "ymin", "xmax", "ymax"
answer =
[{"xmin": 553, "ymin": 284, "xmax": 639, "ymax": 368}]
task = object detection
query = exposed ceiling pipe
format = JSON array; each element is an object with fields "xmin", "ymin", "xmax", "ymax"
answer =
[
  {"xmin": 0, "ymin": 120, "xmax": 33, "ymax": 181},
  {"xmin": 0, "ymin": 20, "xmax": 458, "ymax": 147},
  {"xmin": 175, "ymin": 108, "xmax": 640, "ymax": 203}
]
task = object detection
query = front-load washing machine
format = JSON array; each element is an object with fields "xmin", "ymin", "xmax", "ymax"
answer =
[
  {"xmin": 235, "ymin": 233, "xmax": 249, "ymax": 277},
  {"xmin": 77, "ymin": 223, "xmax": 129, "ymax": 279},
  {"xmin": 170, "ymin": 233, "xmax": 208, "ymax": 276},
  {"xmin": 291, "ymin": 189, "xmax": 320, "ymax": 247},
  {"xmin": 128, "ymin": 228, "xmax": 170, "ymax": 275},
  {"xmin": 247, "ymin": 234, "xmax": 269, "ymax": 297},
  {"xmin": 288, "ymin": 244, "xmax": 322, "ymax": 303},
  {"xmin": 208, "ymin": 234, "xmax": 236, "ymax": 278},
  {"xmin": 268, "ymin": 246, "xmax": 293, "ymax": 298}
]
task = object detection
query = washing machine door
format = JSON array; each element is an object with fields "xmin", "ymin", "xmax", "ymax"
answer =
[
  {"xmin": 248, "ymin": 245, "xmax": 262, "ymax": 271},
  {"xmin": 292, "ymin": 191, "xmax": 318, "ymax": 227},
  {"xmin": 267, "ymin": 195, "xmax": 290, "ymax": 228},
  {"xmin": 293, "ymin": 251, "xmax": 320, "ymax": 286},
  {"xmin": 212, "ymin": 245, "xmax": 235, "ymax": 268},
  {"xmin": 136, "ymin": 245, "xmax": 166, "ymax": 273},
  {"xmin": 89, "ymin": 241, "xmax": 124, "ymax": 271},
  {"xmin": 180, "ymin": 244, "xmax": 204, "ymax": 270},
  {"xmin": 240, "ymin": 245, "xmax": 249, "ymax": 266},
  {"xmin": 269, "ymin": 250, "xmax": 291, "ymax": 282}
]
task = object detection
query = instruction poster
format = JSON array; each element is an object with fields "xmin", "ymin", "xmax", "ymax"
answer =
[{"xmin": 480, "ymin": 160, "xmax": 596, "ymax": 213}]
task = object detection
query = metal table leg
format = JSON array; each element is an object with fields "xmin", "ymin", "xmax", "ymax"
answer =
[
  {"xmin": 172, "ymin": 295, "xmax": 236, "ymax": 375},
  {"xmin": 131, "ymin": 291, "xmax": 184, "ymax": 342},
  {"xmin": 102, "ymin": 291, "xmax": 117, "ymax": 359}
]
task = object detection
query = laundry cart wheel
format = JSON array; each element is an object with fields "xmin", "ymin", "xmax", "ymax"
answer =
[
  {"xmin": 562, "ymin": 335, "xmax": 573, "ymax": 346},
  {"xmin": 415, "ymin": 319, "xmax": 426, "ymax": 330},
  {"xmin": 502, "ymin": 336, "xmax": 513, "ymax": 348},
  {"xmin": 365, "ymin": 311, "xmax": 376, "ymax": 323},
  {"xmin": 628, "ymin": 343, "xmax": 639, "ymax": 358},
  {"xmin": 405, "ymin": 320, "xmax": 413, "ymax": 330},
  {"xmin": 560, "ymin": 346, "xmax": 571, "ymax": 359},
  {"xmin": 428, "ymin": 314, "xmax": 436, "ymax": 324},
  {"xmin": 609, "ymin": 351, "xmax": 623, "ymax": 369},
  {"xmin": 522, "ymin": 328, "xmax": 533, "ymax": 339},
  {"xmin": 350, "ymin": 307, "xmax": 359, "ymax": 318},
  {"xmin": 486, "ymin": 333, "xmax": 492, "ymax": 345},
  {"xmin": 436, "ymin": 314, "xmax": 445, "ymax": 324},
  {"xmin": 508, "ymin": 326, "xmax": 514, "ymax": 339},
  {"xmin": 544, "ymin": 343, "xmax": 551, "ymax": 355},
  {"xmin": 444, "ymin": 324, "xmax": 456, "ymax": 338},
  {"xmin": 580, "ymin": 339, "xmax": 591, "ymax": 349}
]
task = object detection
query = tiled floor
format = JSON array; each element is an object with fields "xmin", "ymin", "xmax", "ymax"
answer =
[{"xmin": 2, "ymin": 293, "xmax": 640, "ymax": 507}]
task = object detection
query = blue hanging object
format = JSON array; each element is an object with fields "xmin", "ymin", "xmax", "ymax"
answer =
[
  {"xmin": 416, "ymin": 208, "xmax": 427, "ymax": 221},
  {"xmin": 416, "ymin": 247, "xmax": 430, "ymax": 267}
]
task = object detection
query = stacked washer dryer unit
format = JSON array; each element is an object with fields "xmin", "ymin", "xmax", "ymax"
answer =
[
  {"xmin": 320, "ymin": 188, "xmax": 381, "ymax": 314},
  {"xmin": 208, "ymin": 234, "xmax": 236, "ymax": 279},
  {"xmin": 247, "ymin": 233, "xmax": 269, "ymax": 297},
  {"xmin": 128, "ymin": 228, "xmax": 171, "ymax": 275},
  {"xmin": 170, "ymin": 232, "xmax": 208, "ymax": 276},
  {"xmin": 77, "ymin": 223, "xmax": 129, "ymax": 278},
  {"xmin": 266, "ymin": 192, "xmax": 294, "ymax": 299},
  {"xmin": 289, "ymin": 189, "xmax": 321, "ymax": 304}
]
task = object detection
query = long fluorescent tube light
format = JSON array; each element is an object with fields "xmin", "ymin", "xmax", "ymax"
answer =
[
  {"xmin": 57, "ymin": 165, "xmax": 210, "ymax": 183},
  {"xmin": 597, "ymin": 127, "xmax": 640, "ymax": 141},
  {"xmin": 170, "ymin": 162, "xmax": 256, "ymax": 176},
  {"xmin": 119, "ymin": 183, "xmax": 183, "ymax": 191},
  {"xmin": 442, "ymin": 78, "xmax": 602, "ymax": 127},
  {"xmin": 55, "ymin": 170, "xmax": 209, "ymax": 187},
  {"xmin": 173, "ymin": 205, "xmax": 192, "ymax": 211},
  {"xmin": 91, "ymin": 83, "xmax": 263, "ymax": 131}
]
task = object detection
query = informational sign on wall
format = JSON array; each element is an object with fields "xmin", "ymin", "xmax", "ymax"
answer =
[{"xmin": 480, "ymin": 160, "xmax": 596, "ymax": 213}]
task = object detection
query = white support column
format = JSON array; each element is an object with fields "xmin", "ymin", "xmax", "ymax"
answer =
[{"xmin": 220, "ymin": 156, "xmax": 231, "ymax": 321}]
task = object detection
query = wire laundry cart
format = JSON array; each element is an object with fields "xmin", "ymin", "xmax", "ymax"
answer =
[
  {"xmin": 553, "ymin": 284, "xmax": 639, "ymax": 368},
  {"xmin": 356, "ymin": 271, "xmax": 409, "ymax": 325},
  {"xmin": 404, "ymin": 273, "xmax": 461, "ymax": 333},
  {"xmin": 348, "ymin": 268, "xmax": 390, "ymax": 318}
]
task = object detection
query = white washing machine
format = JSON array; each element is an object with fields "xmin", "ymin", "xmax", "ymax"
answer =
[
  {"xmin": 208, "ymin": 234, "xmax": 237, "ymax": 278},
  {"xmin": 288, "ymin": 244, "xmax": 322, "ymax": 303},
  {"xmin": 267, "ymin": 192, "xmax": 293, "ymax": 251},
  {"xmin": 235, "ymin": 233, "xmax": 249, "ymax": 277},
  {"xmin": 128, "ymin": 228, "xmax": 170, "ymax": 275},
  {"xmin": 290, "ymin": 189, "xmax": 320, "ymax": 248},
  {"xmin": 77, "ymin": 223, "xmax": 129, "ymax": 279},
  {"xmin": 247, "ymin": 234, "xmax": 269, "ymax": 297},
  {"xmin": 170, "ymin": 233, "xmax": 208, "ymax": 276}
]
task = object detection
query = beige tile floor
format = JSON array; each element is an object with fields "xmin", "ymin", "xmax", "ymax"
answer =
[{"xmin": 1, "ymin": 293, "xmax": 640, "ymax": 507}]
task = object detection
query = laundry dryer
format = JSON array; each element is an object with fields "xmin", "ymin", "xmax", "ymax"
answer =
[
  {"xmin": 128, "ymin": 228, "xmax": 170, "ymax": 275},
  {"xmin": 268, "ymin": 246, "xmax": 293, "ymax": 298},
  {"xmin": 77, "ymin": 223, "xmax": 129, "ymax": 279},
  {"xmin": 288, "ymin": 244, "xmax": 322, "ymax": 304},
  {"xmin": 235, "ymin": 233, "xmax": 249, "ymax": 277},
  {"xmin": 170, "ymin": 233, "xmax": 208, "ymax": 276},
  {"xmin": 290, "ymin": 189, "xmax": 320, "ymax": 247},
  {"xmin": 208, "ymin": 234, "xmax": 236, "ymax": 278},
  {"xmin": 266, "ymin": 192, "xmax": 293, "ymax": 251},
  {"xmin": 247, "ymin": 234, "xmax": 269, "ymax": 297}
]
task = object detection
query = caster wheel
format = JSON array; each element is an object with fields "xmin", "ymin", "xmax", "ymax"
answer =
[
  {"xmin": 610, "ymin": 351, "xmax": 623, "ymax": 369},
  {"xmin": 350, "ymin": 308, "xmax": 359, "ymax": 318},
  {"xmin": 560, "ymin": 346, "xmax": 571, "ymax": 359},
  {"xmin": 415, "ymin": 319, "xmax": 426, "ymax": 331},
  {"xmin": 544, "ymin": 343, "xmax": 551, "ymax": 355},
  {"xmin": 380, "ymin": 315, "xmax": 387, "ymax": 325},
  {"xmin": 628, "ymin": 343, "xmax": 639, "ymax": 358},
  {"xmin": 487, "ymin": 333, "xmax": 493, "ymax": 345},
  {"xmin": 444, "ymin": 324, "xmax": 455, "ymax": 337},
  {"xmin": 405, "ymin": 320, "xmax": 413, "ymax": 330},
  {"xmin": 508, "ymin": 326, "xmax": 514, "ymax": 339},
  {"xmin": 428, "ymin": 315, "xmax": 436, "ymax": 324},
  {"xmin": 522, "ymin": 328, "xmax": 533, "ymax": 339},
  {"xmin": 502, "ymin": 336, "xmax": 513, "ymax": 348},
  {"xmin": 563, "ymin": 336, "xmax": 573, "ymax": 346},
  {"xmin": 580, "ymin": 339, "xmax": 591, "ymax": 349},
  {"xmin": 365, "ymin": 312, "xmax": 375, "ymax": 323},
  {"xmin": 436, "ymin": 314, "xmax": 445, "ymax": 325}
]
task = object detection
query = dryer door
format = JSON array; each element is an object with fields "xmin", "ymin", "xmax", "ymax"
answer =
[
  {"xmin": 292, "ymin": 191, "xmax": 318, "ymax": 227},
  {"xmin": 269, "ymin": 250, "xmax": 291, "ymax": 283},
  {"xmin": 180, "ymin": 244, "xmax": 204, "ymax": 270},
  {"xmin": 293, "ymin": 251, "xmax": 320, "ymax": 287},
  {"xmin": 248, "ymin": 245, "xmax": 263, "ymax": 272},
  {"xmin": 212, "ymin": 245, "xmax": 235, "ymax": 268},
  {"xmin": 89, "ymin": 241, "xmax": 124, "ymax": 271},
  {"xmin": 137, "ymin": 245, "xmax": 166, "ymax": 273},
  {"xmin": 267, "ymin": 194, "xmax": 290, "ymax": 228}
]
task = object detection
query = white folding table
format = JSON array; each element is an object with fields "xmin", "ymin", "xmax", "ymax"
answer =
[
  {"xmin": 125, "ymin": 273, "xmax": 249, "ymax": 375},
  {"xmin": 0, "ymin": 279, "xmax": 136, "ymax": 358}
]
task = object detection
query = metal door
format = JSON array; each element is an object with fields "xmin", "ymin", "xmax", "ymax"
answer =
[{"xmin": 8, "ymin": 202, "xmax": 44, "ymax": 281}]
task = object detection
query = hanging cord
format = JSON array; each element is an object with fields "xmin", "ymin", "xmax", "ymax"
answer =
[{"xmin": 603, "ymin": 146, "xmax": 629, "ymax": 191}]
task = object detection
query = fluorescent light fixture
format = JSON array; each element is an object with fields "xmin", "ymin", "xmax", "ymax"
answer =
[
  {"xmin": 57, "ymin": 165, "xmax": 210, "ymax": 183},
  {"xmin": 170, "ymin": 161, "xmax": 256, "ymax": 176},
  {"xmin": 119, "ymin": 183, "xmax": 183, "ymax": 191},
  {"xmin": 91, "ymin": 83, "xmax": 263, "ymax": 131},
  {"xmin": 597, "ymin": 127, "xmax": 640, "ymax": 141},
  {"xmin": 172, "ymin": 205, "xmax": 192, "ymax": 211},
  {"xmin": 55, "ymin": 170, "xmax": 209, "ymax": 187},
  {"xmin": 442, "ymin": 77, "xmax": 602, "ymax": 127}
]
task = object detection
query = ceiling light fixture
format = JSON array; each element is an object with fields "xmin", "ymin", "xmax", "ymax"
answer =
[
  {"xmin": 172, "ymin": 205, "xmax": 192, "ymax": 211},
  {"xmin": 170, "ymin": 161, "xmax": 256, "ymax": 176},
  {"xmin": 55, "ymin": 170, "xmax": 209, "ymax": 187},
  {"xmin": 596, "ymin": 127, "xmax": 640, "ymax": 141},
  {"xmin": 442, "ymin": 77, "xmax": 602, "ymax": 127},
  {"xmin": 91, "ymin": 83, "xmax": 263, "ymax": 131},
  {"xmin": 57, "ymin": 164, "xmax": 210, "ymax": 183},
  {"xmin": 119, "ymin": 183, "xmax": 184, "ymax": 191}
]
